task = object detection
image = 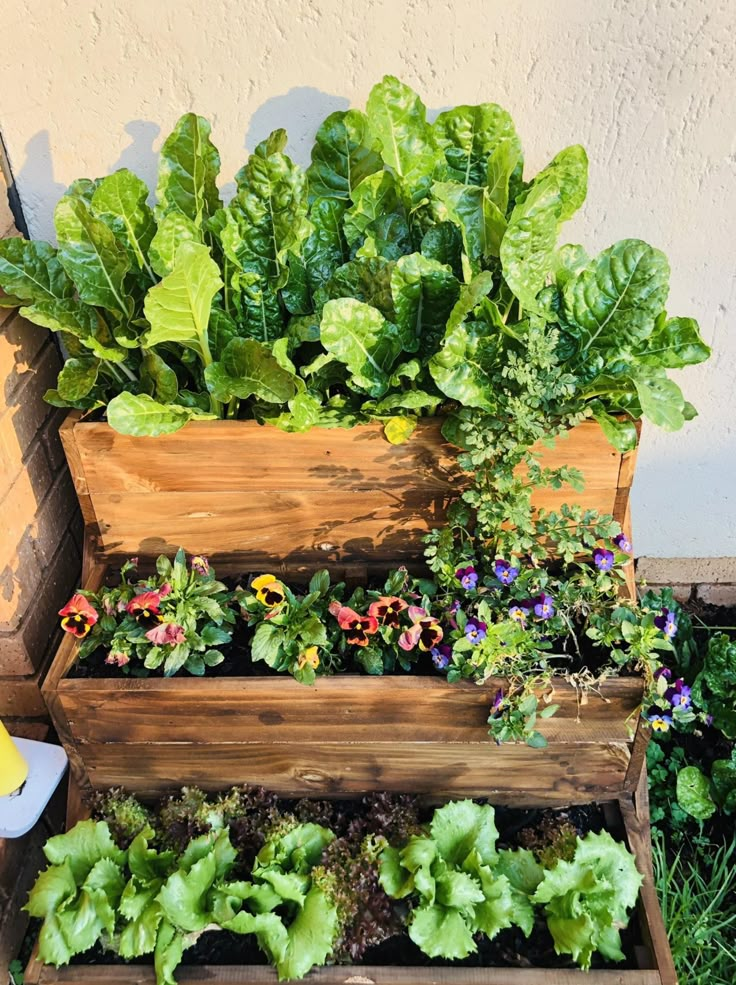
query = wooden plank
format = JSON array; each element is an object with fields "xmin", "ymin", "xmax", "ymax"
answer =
[
  {"xmin": 29, "ymin": 964, "xmax": 663, "ymax": 985},
  {"xmin": 67, "ymin": 416, "xmax": 629, "ymax": 564},
  {"xmin": 79, "ymin": 740, "xmax": 631, "ymax": 802},
  {"xmin": 58, "ymin": 676, "xmax": 643, "ymax": 746}
]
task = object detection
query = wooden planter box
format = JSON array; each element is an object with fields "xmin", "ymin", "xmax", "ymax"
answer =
[{"xmin": 25, "ymin": 760, "xmax": 677, "ymax": 985}]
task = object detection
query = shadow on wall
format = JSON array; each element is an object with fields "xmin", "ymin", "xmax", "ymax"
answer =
[
  {"xmin": 245, "ymin": 87, "xmax": 350, "ymax": 166},
  {"xmin": 11, "ymin": 131, "xmax": 66, "ymax": 240},
  {"xmin": 109, "ymin": 120, "xmax": 161, "ymax": 193}
]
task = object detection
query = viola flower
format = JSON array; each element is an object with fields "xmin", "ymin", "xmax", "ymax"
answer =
[
  {"xmin": 494, "ymin": 559, "xmax": 519, "ymax": 586},
  {"xmin": 464, "ymin": 619, "xmax": 487, "ymax": 644},
  {"xmin": 127, "ymin": 591, "xmax": 164, "ymax": 629},
  {"xmin": 252, "ymin": 574, "xmax": 286, "ymax": 609},
  {"xmin": 105, "ymin": 651, "xmax": 130, "ymax": 668},
  {"xmin": 593, "ymin": 547, "xmax": 615, "ymax": 572},
  {"xmin": 654, "ymin": 607, "xmax": 678, "ymax": 639},
  {"xmin": 190, "ymin": 555, "xmax": 209, "ymax": 576},
  {"xmin": 59, "ymin": 594, "xmax": 99, "ymax": 638},
  {"xmin": 145, "ymin": 622, "xmax": 186, "ymax": 646},
  {"xmin": 399, "ymin": 607, "xmax": 444, "ymax": 652},
  {"xmin": 335, "ymin": 606, "xmax": 379, "ymax": 647},
  {"xmin": 297, "ymin": 646, "xmax": 320, "ymax": 671},
  {"xmin": 665, "ymin": 679, "xmax": 692, "ymax": 710},
  {"xmin": 533, "ymin": 595, "xmax": 555, "ymax": 620},
  {"xmin": 455, "ymin": 565, "xmax": 479, "ymax": 591},
  {"xmin": 614, "ymin": 533, "xmax": 633, "ymax": 553},
  {"xmin": 431, "ymin": 643, "xmax": 452, "ymax": 670},
  {"xmin": 491, "ymin": 688, "xmax": 505, "ymax": 713},
  {"xmin": 646, "ymin": 707, "xmax": 673, "ymax": 732},
  {"xmin": 509, "ymin": 603, "xmax": 530, "ymax": 623},
  {"xmin": 368, "ymin": 596, "xmax": 409, "ymax": 629},
  {"xmin": 654, "ymin": 666, "xmax": 672, "ymax": 681}
]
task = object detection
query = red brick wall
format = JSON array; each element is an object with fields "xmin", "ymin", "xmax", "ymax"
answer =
[{"xmin": 0, "ymin": 176, "xmax": 81, "ymax": 695}]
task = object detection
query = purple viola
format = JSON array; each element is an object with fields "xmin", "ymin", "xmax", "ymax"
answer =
[
  {"xmin": 509, "ymin": 603, "xmax": 530, "ymax": 623},
  {"xmin": 534, "ymin": 594, "xmax": 555, "ymax": 620},
  {"xmin": 431, "ymin": 643, "xmax": 452, "ymax": 670},
  {"xmin": 465, "ymin": 619, "xmax": 487, "ymax": 644},
  {"xmin": 491, "ymin": 687, "xmax": 505, "ymax": 713},
  {"xmin": 455, "ymin": 565, "xmax": 478, "ymax": 591},
  {"xmin": 654, "ymin": 666, "xmax": 672, "ymax": 681},
  {"xmin": 654, "ymin": 607, "xmax": 678, "ymax": 639},
  {"xmin": 593, "ymin": 547, "xmax": 615, "ymax": 572},
  {"xmin": 494, "ymin": 559, "xmax": 519, "ymax": 586},
  {"xmin": 646, "ymin": 707, "xmax": 673, "ymax": 732},
  {"xmin": 614, "ymin": 532, "xmax": 633, "ymax": 553},
  {"xmin": 665, "ymin": 678, "xmax": 692, "ymax": 710}
]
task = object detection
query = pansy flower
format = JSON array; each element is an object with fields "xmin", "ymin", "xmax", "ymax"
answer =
[
  {"xmin": 335, "ymin": 606, "xmax": 379, "ymax": 647},
  {"xmin": 297, "ymin": 646, "xmax": 320, "ymax": 670},
  {"xmin": 494, "ymin": 559, "xmax": 519, "ymax": 586},
  {"xmin": 431, "ymin": 643, "xmax": 452, "ymax": 670},
  {"xmin": 145, "ymin": 622, "xmax": 186, "ymax": 646},
  {"xmin": 252, "ymin": 574, "xmax": 286, "ymax": 608},
  {"xmin": 592, "ymin": 547, "xmax": 615, "ymax": 572},
  {"xmin": 455, "ymin": 565, "xmax": 478, "ymax": 591},
  {"xmin": 646, "ymin": 707, "xmax": 673, "ymax": 732},
  {"xmin": 127, "ymin": 591, "xmax": 164, "ymax": 628},
  {"xmin": 533, "ymin": 594, "xmax": 555, "ymax": 620},
  {"xmin": 59, "ymin": 594, "xmax": 99, "ymax": 638},
  {"xmin": 509, "ymin": 603, "xmax": 530, "ymax": 623},
  {"xmin": 105, "ymin": 651, "xmax": 130, "ymax": 668},
  {"xmin": 665, "ymin": 679, "xmax": 692, "ymax": 710},
  {"xmin": 613, "ymin": 532, "xmax": 632, "ymax": 553},
  {"xmin": 654, "ymin": 666, "xmax": 672, "ymax": 681},
  {"xmin": 190, "ymin": 555, "xmax": 209, "ymax": 576},
  {"xmin": 490, "ymin": 688, "xmax": 505, "ymax": 714},
  {"xmin": 368, "ymin": 596, "xmax": 409, "ymax": 629},
  {"xmin": 464, "ymin": 619, "xmax": 487, "ymax": 644},
  {"xmin": 654, "ymin": 607, "xmax": 677, "ymax": 639},
  {"xmin": 399, "ymin": 607, "xmax": 443, "ymax": 652}
]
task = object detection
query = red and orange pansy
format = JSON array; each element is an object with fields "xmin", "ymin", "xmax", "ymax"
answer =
[
  {"xmin": 367, "ymin": 595, "xmax": 409, "ymax": 629},
  {"xmin": 58, "ymin": 594, "xmax": 99, "ymax": 638},
  {"xmin": 127, "ymin": 591, "xmax": 164, "ymax": 628},
  {"xmin": 333, "ymin": 605, "xmax": 379, "ymax": 647}
]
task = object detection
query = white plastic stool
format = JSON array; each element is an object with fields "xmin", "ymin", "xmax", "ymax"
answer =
[{"xmin": 0, "ymin": 736, "xmax": 68, "ymax": 838}]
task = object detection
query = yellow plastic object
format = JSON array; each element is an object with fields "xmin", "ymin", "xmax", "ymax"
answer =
[{"xmin": 0, "ymin": 720, "xmax": 29, "ymax": 795}]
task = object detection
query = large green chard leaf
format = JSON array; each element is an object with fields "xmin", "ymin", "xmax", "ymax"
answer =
[
  {"xmin": 156, "ymin": 113, "xmax": 222, "ymax": 226},
  {"xmin": 445, "ymin": 270, "xmax": 494, "ymax": 331},
  {"xmin": 205, "ymin": 338, "xmax": 299, "ymax": 404},
  {"xmin": 141, "ymin": 351, "xmax": 179, "ymax": 403},
  {"xmin": 0, "ymin": 239, "xmax": 74, "ymax": 303},
  {"xmin": 55, "ymin": 194, "xmax": 132, "ymax": 315},
  {"xmin": 106, "ymin": 392, "xmax": 215, "ymax": 436},
  {"xmin": 318, "ymin": 256, "xmax": 396, "ymax": 321},
  {"xmin": 343, "ymin": 170, "xmax": 402, "ymax": 248},
  {"xmin": 433, "ymin": 103, "xmax": 522, "ymax": 189},
  {"xmin": 320, "ymin": 298, "xmax": 403, "ymax": 398},
  {"xmin": 518, "ymin": 145, "xmax": 588, "ymax": 222},
  {"xmin": 91, "ymin": 169, "xmax": 157, "ymax": 280},
  {"xmin": 563, "ymin": 239, "xmax": 670, "ymax": 352},
  {"xmin": 391, "ymin": 252, "xmax": 460, "ymax": 354},
  {"xmin": 18, "ymin": 298, "xmax": 129, "ymax": 362},
  {"xmin": 500, "ymin": 175, "xmax": 561, "ymax": 312},
  {"xmin": 56, "ymin": 357, "xmax": 100, "ymax": 401},
  {"xmin": 300, "ymin": 197, "xmax": 349, "ymax": 296},
  {"xmin": 420, "ymin": 221, "xmax": 464, "ymax": 279},
  {"xmin": 149, "ymin": 212, "xmax": 203, "ymax": 277},
  {"xmin": 306, "ymin": 109, "xmax": 383, "ymax": 202},
  {"xmin": 143, "ymin": 241, "xmax": 222, "ymax": 360},
  {"xmin": 432, "ymin": 182, "xmax": 507, "ymax": 268},
  {"xmin": 366, "ymin": 76, "xmax": 442, "ymax": 202},
  {"xmin": 486, "ymin": 137, "xmax": 523, "ymax": 214},
  {"xmin": 633, "ymin": 372, "xmax": 688, "ymax": 431},
  {"xmin": 429, "ymin": 321, "xmax": 498, "ymax": 410},
  {"xmin": 633, "ymin": 314, "xmax": 710, "ymax": 369}
]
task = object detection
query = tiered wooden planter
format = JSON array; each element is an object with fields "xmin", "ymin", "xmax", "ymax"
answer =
[{"xmin": 29, "ymin": 410, "xmax": 677, "ymax": 983}]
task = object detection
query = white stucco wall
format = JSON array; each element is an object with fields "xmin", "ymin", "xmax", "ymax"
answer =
[{"xmin": 1, "ymin": 0, "xmax": 734, "ymax": 557}]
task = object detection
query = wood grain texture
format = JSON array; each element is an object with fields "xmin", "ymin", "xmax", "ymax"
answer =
[{"xmin": 67, "ymin": 415, "xmax": 631, "ymax": 566}]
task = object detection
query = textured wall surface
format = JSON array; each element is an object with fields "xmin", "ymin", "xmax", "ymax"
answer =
[{"xmin": 0, "ymin": 0, "xmax": 733, "ymax": 556}]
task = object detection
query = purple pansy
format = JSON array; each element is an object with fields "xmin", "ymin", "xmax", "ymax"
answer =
[
  {"xmin": 494, "ymin": 559, "xmax": 519, "ymax": 586},
  {"xmin": 190, "ymin": 555, "xmax": 209, "ymax": 576},
  {"xmin": 465, "ymin": 619, "xmax": 487, "ymax": 644},
  {"xmin": 534, "ymin": 594, "xmax": 555, "ymax": 620},
  {"xmin": 455, "ymin": 566, "xmax": 479, "ymax": 591},
  {"xmin": 665, "ymin": 679, "xmax": 692, "ymax": 710},
  {"xmin": 654, "ymin": 666, "xmax": 672, "ymax": 681},
  {"xmin": 593, "ymin": 547, "xmax": 615, "ymax": 572},
  {"xmin": 491, "ymin": 687, "xmax": 504, "ymax": 713},
  {"xmin": 654, "ymin": 607, "xmax": 678, "ymax": 639},
  {"xmin": 509, "ymin": 603, "xmax": 530, "ymax": 623},
  {"xmin": 614, "ymin": 533, "xmax": 633, "ymax": 553},
  {"xmin": 431, "ymin": 644, "xmax": 452, "ymax": 670}
]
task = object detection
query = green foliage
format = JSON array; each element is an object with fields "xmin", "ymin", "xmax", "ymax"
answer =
[
  {"xmin": 532, "ymin": 829, "xmax": 643, "ymax": 970},
  {"xmin": 692, "ymin": 633, "xmax": 736, "ymax": 738}
]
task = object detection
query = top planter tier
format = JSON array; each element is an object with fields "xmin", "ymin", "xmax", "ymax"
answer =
[{"xmin": 61, "ymin": 412, "xmax": 638, "ymax": 572}]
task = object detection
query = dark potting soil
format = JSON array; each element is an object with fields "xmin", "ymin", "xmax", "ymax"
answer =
[{"xmin": 70, "ymin": 801, "xmax": 638, "ymax": 972}]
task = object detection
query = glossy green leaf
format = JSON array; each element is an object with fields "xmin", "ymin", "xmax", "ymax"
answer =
[
  {"xmin": 25, "ymin": 860, "xmax": 77, "ymax": 918},
  {"xmin": 446, "ymin": 270, "xmax": 494, "ymax": 331},
  {"xmin": 343, "ymin": 170, "xmax": 401, "ymax": 248},
  {"xmin": 56, "ymin": 357, "xmax": 100, "ymax": 401},
  {"xmin": 205, "ymin": 338, "xmax": 299, "ymax": 404},
  {"xmin": 119, "ymin": 901, "xmax": 163, "ymax": 958},
  {"xmin": 157, "ymin": 851, "xmax": 216, "ymax": 932},
  {"xmin": 55, "ymin": 195, "xmax": 131, "ymax": 314},
  {"xmin": 409, "ymin": 905, "xmax": 476, "ymax": 959},
  {"xmin": 143, "ymin": 242, "xmax": 222, "ymax": 358},
  {"xmin": 148, "ymin": 212, "xmax": 203, "ymax": 277},
  {"xmin": 91, "ymin": 169, "xmax": 156, "ymax": 278},
  {"xmin": 429, "ymin": 322, "xmax": 497, "ymax": 409},
  {"xmin": 635, "ymin": 315, "xmax": 710, "ymax": 369},
  {"xmin": 500, "ymin": 175, "xmax": 561, "ymax": 311},
  {"xmin": 140, "ymin": 351, "xmax": 179, "ymax": 403},
  {"xmin": 306, "ymin": 109, "xmax": 383, "ymax": 202},
  {"xmin": 0, "ymin": 238, "xmax": 74, "ymax": 303},
  {"xmin": 384, "ymin": 416, "xmax": 417, "ymax": 444},
  {"xmin": 43, "ymin": 821, "xmax": 125, "ymax": 883},
  {"xmin": 391, "ymin": 252, "xmax": 460, "ymax": 354},
  {"xmin": 486, "ymin": 137, "xmax": 523, "ymax": 213},
  {"xmin": 430, "ymin": 800, "xmax": 499, "ymax": 866},
  {"xmin": 676, "ymin": 766, "xmax": 716, "ymax": 820},
  {"xmin": 154, "ymin": 921, "xmax": 184, "ymax": 985},
  {"xmin": 106, "ymin": 392, "xmax": 215, "ymax": 436},
  {"xmin": 301, "ymin": 197, "xmax": 349, "ymax": 295},
  {"xmin": 156, "ymin": 113, "xmax": 222, "ymax": 225},
  {"xmin": 521, "ymin": 145, "xmax": 588, "ymax": 222},
  {"xmin": 320, "ymin": 298, "xmax": 402, "ymax": 398},
  {"xmin": 433, "ymin": 181, "xmax": 507, "ymax": 266},
  {"xmin": 433, "ymin": 102, "xmax": 522, "ymax": 187},
  {"xmin": 19, "ymin": 298, "xmax": 128, "ymax": 362},
  {"xmin": 420, "ymin": 221, "xmax": 464, "ymax": 279},
  {"xmin": 590, "ymin": 404, "xmax": 639, "ymax": 452},
  {"xmin": 633, "ymin": 374, "xmax": 686, "ymax": 431},
  {"xmin": 318, "ymin": 256, "xmax": 396, "ymax": 321}
]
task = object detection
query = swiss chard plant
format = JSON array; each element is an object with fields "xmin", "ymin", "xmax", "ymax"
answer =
[{"xmin": 59, "ymin": 549, "xmax": 235, "ymax": 676}]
